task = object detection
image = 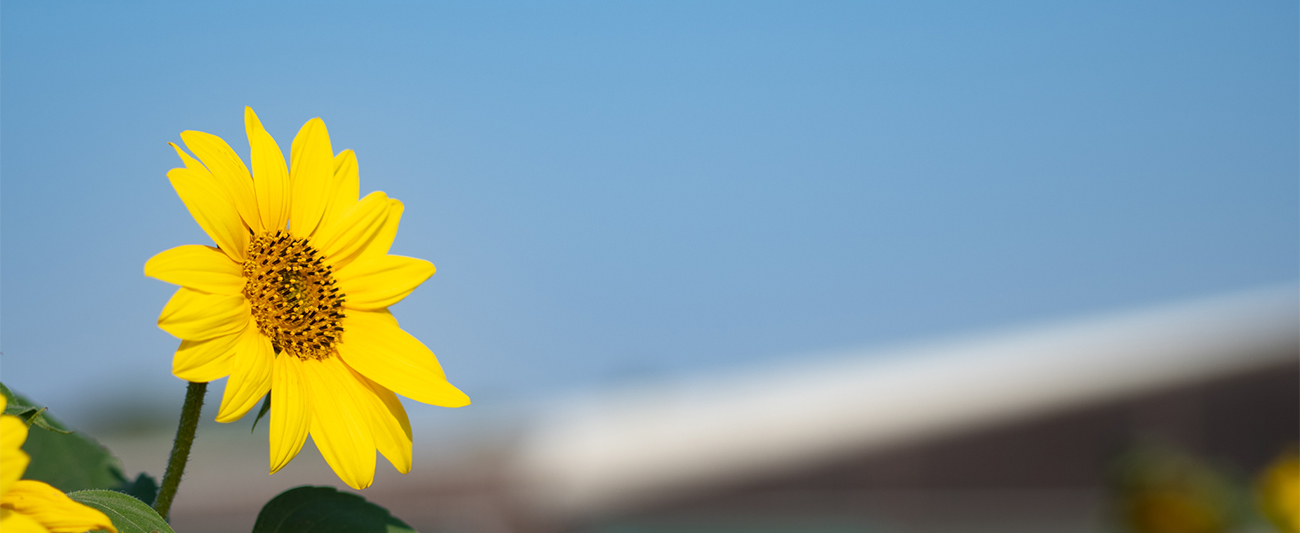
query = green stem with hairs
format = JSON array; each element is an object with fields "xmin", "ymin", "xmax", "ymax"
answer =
[{"xmin": 153, "ymin": 381, "xmax": 206, "ymax": 520}]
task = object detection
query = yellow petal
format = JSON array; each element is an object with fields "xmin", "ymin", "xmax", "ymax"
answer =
[
  {"xmin": 349, "ymin": 367, "xmax": 413, "ymax": 474},
  {"xmin": 302, "ymin": 357, "xmax": 377, "ymax": 489},
  {"xmin": 172, "ymin": 329, "xmax": 241, "ymax": 382},
  {"xmin": 288, "ymin": 118, "xmax": 334, "ymax": 239},
  {"xmin": 245, "ymin": 107, "xmax": 290, "ymax": 231},
  {"xmin": 168, "ymin": 143, "xmax": 248, "ymax": 262},
  {"xmin": 313, "ymin": 191, "xmax": 389, "ymax": 270},
  {"xmin": 269, "ymin": 355, "xmax": 311, "ymax": 474},
  {"xmin": 319, "ymin": 150, "xmax": 361, "ymax": 233},
  {"xmin": 2, "ymin": 415, "xmax": 30, "ymax": 495},
  {"xmin": 356, "ymin": 199, "xmax": 404, "ymax": 264},
  {"xmin": 157, "ymin": 288, "xmax": 249, "ymax": 341},
  {"xmin": 215, "ymin": 319, "xmax": 274, "ymax": 423},
  {"xmin": 144, "ymin": 245, "xmax": 245, "ymax": 295},
  {"xmin": 0, "ymin": 510, "xmax": 47, "ymax": 533},
  {"xmin": 1, "ymin": 480, "xmax": 118, "ymax": 533},
  {"xmin": 336, "ymin": 310, "xmax": 470, "ymax": 407},
  {"xmin": 336, "ymin": 255, "xmax": 435, "ymax": 311},
  {"xmin": 180, "ymin": 130, "xmax": 261, "ymax": 232}
]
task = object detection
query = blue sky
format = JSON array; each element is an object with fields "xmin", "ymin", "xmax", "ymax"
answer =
[{"xmin": 2, "ymin": 1, "xmax": 1296, "ymax": 427}]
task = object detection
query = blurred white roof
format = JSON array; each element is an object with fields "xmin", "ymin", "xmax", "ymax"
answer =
[{"xmin": 512, "ymin": 285, "xmax": 1300, "ymax": 518}]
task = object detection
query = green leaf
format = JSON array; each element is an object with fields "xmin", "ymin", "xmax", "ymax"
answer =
[
  {"xmin": 1, "ymin": 383, "xmax": 128, "ymax": 491},
  {"xmin": 21, "ymin": 418, "xmax": 127, "ymax": 491},
  {"xmin": 3, "ymin": 383, "xmax": 157, "ymax": 506},
  {"xmin": 113, "ymin": 472, "xmax": 159, "ymax": 506},
  {"xmin": 252, "ymin": 394, "xmax": 271, "ymax": 433},
  {"xmin": 253, "ymin": 486, "xmax": 417, "ymax": 533},
  {"xmin": 68, "ymin": 490, "xmax": 175, "ymax": 533},
  {"xmin": 1, "ymin": 381, "xmax": 71, "ymax": 433},
  {"xmin": 20, "ymin": 407, "xmax": 74, "ymax": 433}
]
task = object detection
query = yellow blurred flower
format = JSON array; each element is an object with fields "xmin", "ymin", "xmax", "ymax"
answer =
[
  {"xmin": 1258, "ymin": 448, "xmax": 1299, "ymax": 533},
  {"xmin": 146, "ymin": 108, "xmax": 469, "ymax": 489},
  {"xmin": 1124, "ymin": 490, "xmax": 1226, "ymax": 533},
  {"xmin": 0, "ymin": 397, "xmax": 118, "ymax": 533},
  {"xmin": 1114, "ymin": 444, "xmax": 1237, "ymax": 533}
]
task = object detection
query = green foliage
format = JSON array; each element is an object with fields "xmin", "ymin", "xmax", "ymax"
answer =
[
  {"xmin": 253, "ymin": 486, "xmax": 417, "ymax": 533},
  {"xmin": 22, "ymin": 426, "xmax": 129, "ymax": 492},
  {"xmin": 4, "ymin": 385, "xmax": 417, "ymax": 530},
  {"xmin": 114, "ymin": 472, "xmax": 159, "ymax": 506},
  {"xmin": 2, "ymin": 383, "xmax": 129, "ymax": 492},
  {"xmin": 68, "ymin": 490, "xmax": 175, "ymax": 533},
  {"xmin": 252, "ymin": 394, "xmax": 272, "ymax": 433},
  {"xmin": 4, "ymin": 381, "xmax": 157, "ymax": 500},
  {"xmin": 1, "ymin": 381, "xmax": 71, "ymax": 433}
]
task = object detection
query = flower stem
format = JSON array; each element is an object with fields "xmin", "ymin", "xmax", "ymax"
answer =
[{"xmin": 153, "ymin": 381, "xmax": 206, "ymax": 521}]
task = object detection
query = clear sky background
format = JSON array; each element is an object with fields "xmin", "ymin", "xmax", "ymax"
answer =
[{"xmin": 2, "ymin": 1, "xmax": 1296, "ymax": 429}]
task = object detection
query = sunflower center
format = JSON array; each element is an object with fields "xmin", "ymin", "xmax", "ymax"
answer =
[{"xmin": 242, "ymin": 230, "xmax": 345, "ymax": 360}]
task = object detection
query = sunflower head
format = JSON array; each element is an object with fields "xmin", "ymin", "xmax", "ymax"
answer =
[
  {"xmin": 147, "ymin": 108, "xmax": 469, "ymax": 489},
  {"xmin": 242, "ymin": 229, "xmax": 345, "ymax": 360}
]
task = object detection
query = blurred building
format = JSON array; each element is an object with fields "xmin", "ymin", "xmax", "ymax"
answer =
[{"xmin": 167, "ymin": 286, "xmax": 1298, "ymax": 532}]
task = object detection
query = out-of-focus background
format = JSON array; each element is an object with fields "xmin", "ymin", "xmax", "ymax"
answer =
[{"xmin": 2, "ymin": 2, "xmax": 1296, "ymax": 532}]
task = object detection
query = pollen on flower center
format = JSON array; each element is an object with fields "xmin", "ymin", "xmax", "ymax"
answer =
[{"xmin": 242, "ymin": 230, "xmax": 345, "ymax": 360}]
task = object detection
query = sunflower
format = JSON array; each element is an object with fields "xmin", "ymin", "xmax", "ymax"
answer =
[
  {"xmin": 1258, "ymin": 448, "xmax": 1299, "ymax": 533},
  {"xmin": 146, "ymin": 108, "xmax": 468, "ymax": 489},
  {"xmin": 1, "ymin": 397, "xmax": 119, "ymax": 533}
]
